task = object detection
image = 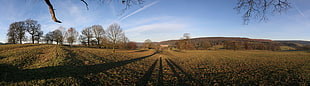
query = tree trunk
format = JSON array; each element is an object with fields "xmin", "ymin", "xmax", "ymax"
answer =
[
  {"xmin": 19, "ymin": 38, "xmax": 22, "ymax": 44},
  {"xmin": 97, "ymin": 39, "xmax": 100, "ymax": 45},
  {"xmin": 12, "ymin": 35, "xmax": 16, "ymax": 44},
  {"xmin": 87, "ymin": 37, "xmax": 90, "ymax": 46},
  {"xmin": 112, "ymin": 43, "xmax": 115, "ymax": 53},
  {"xmin": 37, "ymin": 38, "xmax": 40, "ymax": 44},
  {"xmin": 32, "ymin": 35, "xmax": 35, "ymax": 44},
  {"xmin": 112, "ymin": 47, "xmax": 115, "ymax": 53}
]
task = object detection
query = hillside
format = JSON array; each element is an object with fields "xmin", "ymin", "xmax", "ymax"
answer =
[
  {"xmin": 159, "ymin": 37, "xmax": 272, "ymax": 45},
  {"xmin": 275, "ymin": 40, "xmax": 310, "ymax": 45}
]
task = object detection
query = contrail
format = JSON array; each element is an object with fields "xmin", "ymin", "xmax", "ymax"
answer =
[
  {"xmin": 293, "ymin": 1, "xmax": 305, "ymax": 17},
  {"xmin": 118, "ymin": 0, "xmax": 160, "ymax": 22}
]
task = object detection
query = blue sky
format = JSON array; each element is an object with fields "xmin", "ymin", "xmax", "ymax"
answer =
[{"xmin": 0, "ymin": 0, "xmax": 309, "ymax": 43}]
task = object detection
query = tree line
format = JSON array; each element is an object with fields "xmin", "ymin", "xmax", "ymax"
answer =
[
  {"xmin": 223, "ymin": 41, "xmax": 281, "ymax": 51},
  {"xmin": 7, "ymin": 19, "xmax": 136, "ymax": 52},
  {"xmin": 171, "ymin": 33, "xmax": 281, "ymax": 51}
]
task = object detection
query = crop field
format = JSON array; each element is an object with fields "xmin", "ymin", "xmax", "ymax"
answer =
[{"xmin": 1, "ymin": 44, "xmax": 310, "ymax": 85}]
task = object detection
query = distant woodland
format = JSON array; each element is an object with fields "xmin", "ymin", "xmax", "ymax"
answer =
[{"xmin": 5, "ymin": 19, "xmax": 310, "ymax": 52}]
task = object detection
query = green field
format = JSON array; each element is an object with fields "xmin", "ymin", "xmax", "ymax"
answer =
[{"xmin": 1, "ymin": 44, "xmax": 310, "ymax": 85}]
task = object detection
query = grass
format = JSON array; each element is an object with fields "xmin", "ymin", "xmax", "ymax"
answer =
[
  {"xmin": 166, "ymin": 50, "xmax": 310, "ymax": 85},
  {"xmin": 0, "ymin": 44, "xmax": 310, "ymax": 85},
  {"xmin": 280, "ymin": 45, "xmax": 297, "ymax": 51}
]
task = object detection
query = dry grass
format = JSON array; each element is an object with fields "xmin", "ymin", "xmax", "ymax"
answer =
[{"xmin": 0, "ymin": 44, "xmax": 309, "ymax": 85}]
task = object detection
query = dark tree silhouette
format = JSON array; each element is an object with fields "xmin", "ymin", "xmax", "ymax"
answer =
[
  {"xmin": 7, "ymin": 22, "xmax": 20, "ymax": 44},
  {"xmin": 25, "ymin": 19, "xmax": 42, "ymax": 44},
  {"xmin": 44, "ymin": 32, "xmax": 54, "ymax": 44},
  {"xmin": 91, "ymin": 25, "xmax": 105, "ymax": 45},
  {"xmin": 53, "ymin": 27, "xmax": 65, "ymax": 45},
  {"xmin": 7, "ymin": 21, "xmax": 26, "ymax": 44},
  {"xmin": 235, "ymin": 0, "xmax": 291, "ymax": 24},
  {"xmin": 81, "ymin": 27, "xmax": 93, "ymax": 46}
]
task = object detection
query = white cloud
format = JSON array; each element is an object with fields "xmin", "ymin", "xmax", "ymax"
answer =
[{"xmin": 124, "ymin": 18, "xmax": 190, "ymax": 42}]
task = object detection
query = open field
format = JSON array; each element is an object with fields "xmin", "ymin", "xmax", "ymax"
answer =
[{"xmin": 1, "ymin": 44, "xmax": 310, "ymax": 85}]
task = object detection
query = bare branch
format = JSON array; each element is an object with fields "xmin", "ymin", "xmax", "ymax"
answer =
[
  {"xmin": 81, "ymin": 0, "xmax": 89, "ymax": 10},
  {"xmin": 44, "ymin": 0, "xmax": 62, "ymax": 23},
  {"xmin": 235, "ymin": 0, "xmax": 291, "ymax": 24}
]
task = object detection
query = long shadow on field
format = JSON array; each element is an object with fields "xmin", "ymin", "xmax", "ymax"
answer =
[
  {"xmin": 158, "ymin": 57, "xmax": 164, "ymax": 86},
  {"xmin": 62, "ymin": 47, "xmax": 85, "ymax": 65},
  {"xmin": 136, "ymin": 59, "xmax": 158, "ymax": 85},
  {"xmin": 166, "ymin": 59, "xmax": 188, "ymax": 86},
  {"xmin": 0, "ymin": 44, "xmax": 42, "ymax": 51},
  {"xmin": 63, "ymin": 47, "xmax": 114, "ymax": 65},
  {"xmin": 134, "ymin": 50, "xmax": 149, "ymax": 52},
  {"xmin": 0, "ymin": 52, "xmax": 157, "ymax": 82},
  {"xmin": 166, "ymin": 59, "xmax": 203, "ymax": 86}
]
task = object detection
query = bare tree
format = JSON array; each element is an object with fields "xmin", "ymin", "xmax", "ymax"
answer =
[
  {"xmin": 235, "ymin": 0, "xmax": 291, "ymax": 24},
  {"xmin": 183, "ymin": 33, "xmax": 193, "ymax": 49},
  {"xmin": 81, "ymin": 27, "xmax": 93, "ymax": 46},
  {"xmin": 65, "ymin": 27, "xmax": 79, "ymax": 45},
  {"xmin": 35, "ymin": 31, "xmax": 43, "ymax": 43},
  {"xmin": 44, "ymin": 31, "xmax": 54, "ymax": 44},
  {"xmin": 43, "ymin": 0, "xmax": 144, "ymax": 23},
  {"xmin": 106, "ymin": 23, "xmax": 124, "ymax": 53},
  {"xmin": 91, "ymin": 25, "xmax": 105, "ymax": 45},
  {"xmin": 79, "ymin": 35, "xmax": 87, "ymax": 46},
  {"xmin": 100, "ymin": 37, "xmax": 110, "ymax": 48},
  {"xmin": 183, "ymin": 33, "xmax": 190, "ymax": 39},
  {"xmin": 7, "ymin": 22, "xmax": 20, "ymax": 44},
  {"xmin": 143, "ymin": 39, "xmax": 153, "ymax": 49},
  {"xmin": 119, "ymin": 33, "xmax": 129, "ymax": 49},
  {"xmin": 7, "ymin": 21, "xmax": 26, "ymax": 44},
  {"xmin": 53, "ymin": 27, "xmax": 65, "ymax": 45},
  {"xmin": 25, "ymin": 19, "xmax": 42, "ymax": 44}
]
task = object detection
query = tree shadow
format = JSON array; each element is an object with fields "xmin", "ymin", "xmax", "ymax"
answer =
[
  {"xmin": 134, "ymin": 50, "xmax": 149, "ymax": 52},
  {"xmin": 166, "ymin": 59, "xmax": 203, "ymax": 86},
  {"xmin": 0, "ymin": 52, "xmax": 157, "ymax": 82},
  {"xmin": 158, "ymin": 57, "xmax": 164, "ymax": 86},
  {"xmin": 62, "ymin": 47, "xmax": 85, "ymax": 65},
  {"xmin": 63, "ymin": 47, "xmax": 114, "ymax": 65},
  {"xmin": 136, "ymin": 59, "xmax": 158, "ymax": 85},
  {"xmin": 166, "ymin": 59, "xmax": 188, "ymax": 86},
  {"xmin": 173, "ymin": 50, "xmax": 186, "ymax": 53}
]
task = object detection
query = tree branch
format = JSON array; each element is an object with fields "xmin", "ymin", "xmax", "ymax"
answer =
[
  {"xmin": 235, "ymin": 0, "xmax": 291, "ymax": 25},
  {"xmin": 44, "ymin": 0, "xmax": 62, "ymax": 23},
  {"xmin": 81, "ymin": 0, "xmax": 89, "ymax": 10}
]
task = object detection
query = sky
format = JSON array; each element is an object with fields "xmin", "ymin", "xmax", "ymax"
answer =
[{"xmin": 0, "ymin": 0, "xmax": 309, "ymax": 43}]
